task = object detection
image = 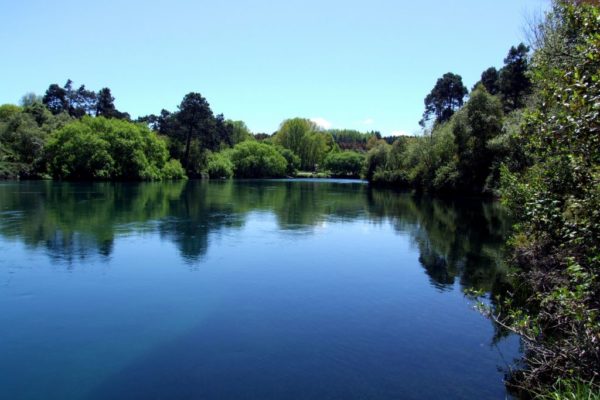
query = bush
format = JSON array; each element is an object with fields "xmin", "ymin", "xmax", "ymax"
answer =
[
  {"xmin": 162, "ymin": 159, "xmax": 187, "ymax": 180},
  {"xmin": 491, "ymin": 2, "xmax": 600, "ymax": 395},
  {"xmin": 46, "ymin": 116, "xmax": 184, "ymax": 180},
  {"xmin": 230, "ymin": 141, "xmax": 287, "ymax": 178},
  {"xmin": 275, "ymin": 146, "xmax": 300, "ymax": 175},
  {"xmin": 206, "ymin": 152, "xmax": 234, "ymax": 179},
  {"xmin": 324, "ymin": 151, "xmax": 364, "ymax": 177}
]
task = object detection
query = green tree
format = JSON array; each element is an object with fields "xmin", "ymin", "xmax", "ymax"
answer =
[
  {"xmin": 46, "ymin": 116, "xmax": 185, "ymax": 180},
  {"xmin": 0, "ymin": 103, "xmax": 72, "ymax": 178},
  {"xmin": 43, "ymin": 80, "xmax": 99, "ymax": 118},
  {"xmin": 494, "ymin": 2, "xmax": 600, "ymax": 395},
  {"xmin": 452, "ymin": 85, "xmax": 504, "ymax": 193},
  {"xmin": 43, "ymin": 84, "xmax": 68, "ymax": 115},
  {"xmin": 228, "ymin": 120, "xmax": 253, "ymax": 144},
  {"xmin": 275, "ymin": 146, "xmax": 301, "ymax": 175},
  {"xmin": 20, "ymin": 93, "xmax": 42, "ymax": 107},
  {"xmin": 95, "ymin": 88, "xmax": 128, "ymax": 119},
  {"xmin": 230, "ymin": 141, "xmax": 287, "ymax": 178},
  {"xmin": 480, "ymin": 67, "xmax": 500, "ymax": 95},
  {"xmin": 206, "ymin": 151, "xmax": 234, "ymax": 179},
  {"xmin": 275, "ymin": 118, "xmax": 333, "ymax": 170},
  {"xmin": 275, "ymin": 118, "xmax": 316, "ymax": 156},
  {"xmin": 421, "ymin": 72, "xmax": 468, "ymax": 125},
  {"xmin": 324, "ymin": 151, "xmax": 365, "ymax": 177},
  {"xmin": 363, "ymin": 141, "xmax": 390, "ymax": 181},
  {"xmin": 498, "ymin": 43, "xmax": 531, "ymax": 111},
  {"xmin": 176, "ymin": 92, "xmax": 215, "ymax": 171}
]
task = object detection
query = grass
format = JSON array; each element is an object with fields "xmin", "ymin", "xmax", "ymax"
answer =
[{"xmin": 533, "ymin": 379, "xmax": 600, "ymax": 400}]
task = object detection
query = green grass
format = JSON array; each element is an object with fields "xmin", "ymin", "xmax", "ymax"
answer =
[{"xmin": 534, "ymin": 379, "xmax": 600, "ymax": 400}]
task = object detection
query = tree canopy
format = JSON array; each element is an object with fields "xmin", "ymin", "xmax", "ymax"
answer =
[
  {"xmin": 421, "ymin": 72, "xmax": 468, "ymax": 125},
  {"xmin": 46, "ymin": 117, "xmax": 185, "ymax": 180}
]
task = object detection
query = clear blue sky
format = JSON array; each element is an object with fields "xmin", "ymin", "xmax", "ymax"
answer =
[{"xmin": 0, "ymin": 0, "xmax": 548, "ymax": 136}]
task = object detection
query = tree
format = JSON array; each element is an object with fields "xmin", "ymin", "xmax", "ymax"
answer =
[
  {"xmin": 275, "ymin": 118, "xmax": 316, "ymax": 156},
  {"xmin": 421, "ymin": 72, "xmax": 468, "ymax": 125},
  {"xmin": 206, "ymin": 152, "xmax": 234, "ymax": 179},
  {"xmin": 452, "ymin": 86, "xmax": 504, "ymax": 193},
  {"xmin": 96, "ymin": 88, "xmax": 117, "ymax": 117},
  {"xmin": 20, "ymin": 93, "xmax": 42, "ymax": 107},
  {"xmin": 363, "ymin": 141, "xmax": 390, "ymax": 181},
  {"xmin": 215, "ymin": 113, "xmax": 234, "ymax": 147},
  {"xmin": 495, "ymin": 2, "xmax": 600, "ymax": 395},
  {"xmin": 229, "ymin": 141, "xmax": 287, "ymax": 178},
  {"xmin": 43, "ymin": 80, "xmax": 97, "ymax": 117},
  {"xmin": 480, "ymin": 67, "xmax": 500, "ymax": 95},
  {"xmin": 298, "ymin": 131, "xmax": 332, "ymax": 170},
  {"xmin": 43, "ymin": 84, "xmax": 68, "ymax": 115},
  {"xmin": 498, "ymin": 43, "xmax": 531, "ymax": 110},
  {"xmin": 46, "ymin": 116, "xmax": 185, "ymax": 180},
  {"xmin": 228, "ymin": 120, "xmax": 253, "ymax": 144},
  {"xmin": 324, "ymin": 151, "xmax": 365, "ymax": 177},
  {"xmin": 176, "ymin": 92, "xmax": 214, "ymax": 171},
  {"xmin": 69, "ymin": 84, "xmax": 97, "ymax": 117},
  {"xmin": 275, "ymin": 118, "xmax": 332, "ymax": 170}
]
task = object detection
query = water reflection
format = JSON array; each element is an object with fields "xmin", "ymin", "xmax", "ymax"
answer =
[
  {"xmin": 0, "ymin": 180, "xmax": 518, "ymax": 400},
  {"xmin": 0, "ymin": 180, "xmax": 509, "ymax": 293}
]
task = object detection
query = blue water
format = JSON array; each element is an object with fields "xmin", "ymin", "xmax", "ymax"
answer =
[{"xmin": 0, "ymin": 180, "xmax": 519, "ymax": 399}]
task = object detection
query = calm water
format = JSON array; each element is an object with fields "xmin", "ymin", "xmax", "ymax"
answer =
[{"xmin": 0, "ymin": 180, "xmax": 519, "ymax": 400}]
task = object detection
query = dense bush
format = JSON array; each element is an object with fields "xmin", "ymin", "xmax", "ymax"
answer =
[
  {"xmin": 275, "ymin": 146, "xmax": 300, "ymax": 175},
  {"xmin": 230, "ymin": 141, "xmax": 287, "ymax": 178},
  {"xmin": 363, "ymin": 86, "xmax": 505, "ymax": 195},
  {"xmin": 0, "ymin": 103, "xmax": 71, "ymax": 178},
  {"xmin": 323, "ymin": 151, "xmax": 364, "ymax": 177},
  {"xmin": 274, "ymin": 118, "xmax": 333, "ymax": 170},
  {"xmin": 206, "ymin": 151, "xmax": 234, "ymax": 179},
  {"xmin": 494, "ymin": 2, "xmax": 600, "ymax": 394},
  {"xmin": 46, "ymin": 116, "xmax": 185, "ymax": 180}
]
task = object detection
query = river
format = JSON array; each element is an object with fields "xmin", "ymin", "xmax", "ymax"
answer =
[{"xmin": 0, "ymin": 180, "xmax": 519, "ymax": 399}]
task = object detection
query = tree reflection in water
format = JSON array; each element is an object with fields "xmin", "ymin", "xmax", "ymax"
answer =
[{"xmin": 0, "ymin": 180, "xmax": 510, "ymax": 293}]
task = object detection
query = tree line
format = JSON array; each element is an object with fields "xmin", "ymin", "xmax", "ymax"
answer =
[{"xmin": 1, "ymin": 83, "xmax": 381, "ymax": 180}]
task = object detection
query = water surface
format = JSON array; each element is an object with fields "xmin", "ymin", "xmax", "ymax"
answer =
[{"xmin": 0, "ymin": 180, "xmax": 519, "ymax": 400}]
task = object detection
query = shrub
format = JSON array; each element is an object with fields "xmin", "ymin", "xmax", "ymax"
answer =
[
  {"xmin": 324, "ymin": 151, "xmax": 365, "ymax": 177},
  {"xmin": 206, "ymin": 152, "xmax": 234, "ymax": 179},
  {"xmin": 230, "ymin": 141, "xmax": 287, "ymax": 178},
  {"xmin": 46, "ymin": 116, "xmax": 184, "ymax": 180}
]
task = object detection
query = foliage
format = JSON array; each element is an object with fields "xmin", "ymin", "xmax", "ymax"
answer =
[
  {"xmin": 452, "ymin": 85, "xmax": 504, "ymax": 193},
  {"xmin": 532, "ymin": 379, "xmax": 600, "ymax": 400},
  {"xmin": 495, "ymin": 1, "xmax": 600, "ymax": 395},
  {"xmin": 327, "ymin": 129, "xmax": 379, "ymax": 151},
  {"xmin": 498, "ymin": 43, "xmax": 532, "ymax": 111},
  {"xmin": 274, "ymin": 118, "xmax": 333, "ymax": 170},
  {"xmin": 46, "ymin": 116, "xmax": 185, "ymax": 180},
  {"xmin": 206, "ymin": 151, "xmax": 234, "ymax": 179},
  {"xmin": 140, "ymin": 94, "xmax": 242, "ymax": 177},
  {"xmin": 275, "ymin": 146, "xmax": 301, "ymax": 175},
  {"xmin": 366, "ymin": 87, "xmax": 505, "ymax": 195},
  {"xmin": 96, "ymin": 88, "xmax": 128, "ymax": 119},
  {"xmin": 323, "ymin": 151, "xmax": 365, "ymax": 177},
  {"xmin": 229, "ymin": 141, "xmax": 287, "ymax": 178},
  {"xmin": 228, "ymin": 120, "xmax": 253, "ymax": 145},
  {"xmin": 176, "ymin": 92, "xmax": 215, "ymax": 172},
  {"xmin": 480, "ymin": 67, "xmax": 500, "ymax": 95},
  {"xmin": 161, "ymin": 159, "xmax": 187, "ymax": 180},
  {"xmin": 421, "ymin": 72, "xmax": 468, "ymax": 125},
  {"xmin": 0, "ymin": 101, "xmax": 72, "ymax": 178},
  {"xmin": 362, "ymin": 141, "xmax": 390, "ymax": 182}
]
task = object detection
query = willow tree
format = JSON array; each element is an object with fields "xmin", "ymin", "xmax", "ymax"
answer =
[{"xmin": 274, "ymin": 118, "xmax": 332, "ymax": 170}]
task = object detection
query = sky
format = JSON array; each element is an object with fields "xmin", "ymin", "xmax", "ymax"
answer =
[{"xmin": 0, "ymin": 0, "xmax": 548, "ymax": 136}]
